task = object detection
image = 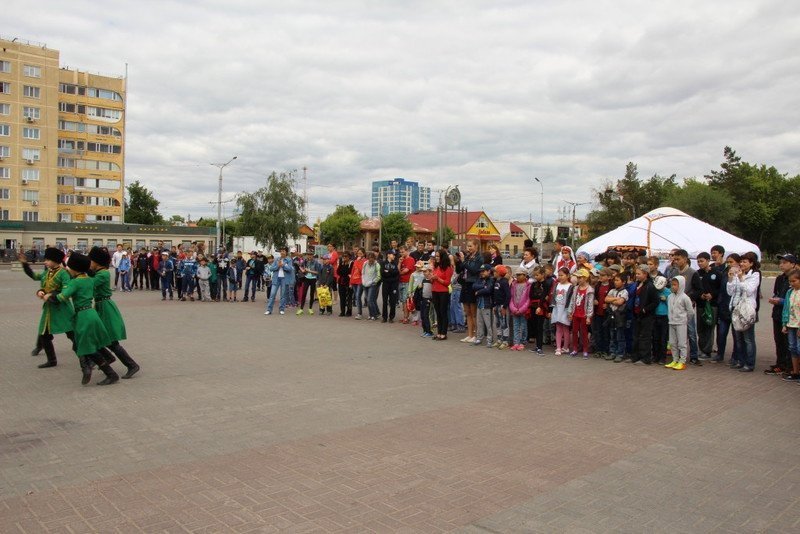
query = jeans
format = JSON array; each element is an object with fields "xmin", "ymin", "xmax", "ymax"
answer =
[
  {"xmin": 120, "ymin": 271, "xmax": 131, "ymax": 290},
  {"xmin": 511, "ymin": 315, "xmax": 527, "ymax": 346},
  {"xmin": 687, "ymin": 311, "xmax": 699, "ymax": 361},
  {"xmin": 494, "ymin": 308, "xmax": 508, "ymax": 343},
  {"xmin": 610, "ymin": 326, "xmax": 626, "ymax": 357},
  {"xmin": 243, "ymin": 275, "xmax": 257, "ymax": 300},
  {"xmin": 353, "ymin": 284, "xmax": 364, "ymax": 315},
  {"xmin": 420, "ymin": 299, "xmax": 432, "ymax": 334},
  {"xmin": 717, "ymin": 317, "xmax": 735, "ymax": 362},
  {"xmin": 592, "ymin": 314, "xmax": 610, "ymax": 354},
  {"xmin": 365, "ymin": 284, "xmax": 379, "ymax": 318},
  {"xmin": 181, "ymin": 274, "xmax": 194, "ymax": 297},
  {"xmin": 449, "ymin": 287, "xmax": 465, "ymax": 328},
  {"xmin": 787, "ymin": 327, "xmax": 799, "ymax": 357},
  {"xmin": 266, "ymin": 277, "xmax": 287, "ymax": 312},
  {"xmin": 160, "ymin": 275, "xmax": 173, "ymax": 298},
  {"xmin": 300, "ymin": 279, "xmax": 317, "ymax": 310},
  {"xmin": 733, "ymin": 326, "xmax": 756, "ymax": 368}
]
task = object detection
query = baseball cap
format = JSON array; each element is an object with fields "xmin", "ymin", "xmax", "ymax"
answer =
[
  {"xmin": 479, "ymin": 263, "xmax": 493, "ymax": 271},
  {"xmin": 514, "ymin": 267, "xmax": 528, "ymax": 276},
  {"xmin": 777, "ymin": 253, "xmax": 798, "ymax": 264}
]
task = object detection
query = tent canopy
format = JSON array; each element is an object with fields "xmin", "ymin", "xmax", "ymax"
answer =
[{"xmin": 577, "ymin": 207, "xmax": 760, "ymax": 260}]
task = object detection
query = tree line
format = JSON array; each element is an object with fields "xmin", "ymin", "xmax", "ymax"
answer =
[{"xmin": 585, "ymin": 147, "xmax": 799, "ymax": 254}]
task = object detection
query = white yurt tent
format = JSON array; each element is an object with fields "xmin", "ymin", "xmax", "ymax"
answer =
[{"xmin": 577, "ymin": 207, "xmax": 760, "ymax": 261}]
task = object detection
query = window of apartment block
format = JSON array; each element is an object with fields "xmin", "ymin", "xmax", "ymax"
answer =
[
  {"xmin": 23, "ymin": 86, "xmax": 41, "ymax": 98},
  {"xmin": 0, "ymin": 145, "xmax": 9, "ymax": 158},
  {"xmin": 58, "ymin": 213, "xmax": 73, "ymax": 223},
  {"xmin": 57, "ymin": 194, "xmax": 74, "ymax": 204},
  {"xmin": 59, "ymin": 83, "xmax": 77, "ymax": 94},
  {"xmin": 106, "ymin": 239, "xmax": 117, "ymax": 248},
  {"xmin": 22, "ymin": 169, "xmax": 40, "ymax": 181},
  {"xmin": 23, "ymin": 211, "xmax": 38, "ymax": 222},
  {"xmin": 23, "ymin": 106, "xmax": 40, "ymax": 119},
  {"xmin": 22, "ymin": 148, "xmax": 40, "ymax": 161},
  {"xmin": 0, "ymin": 82, "xmax": 10, "ymax": 94},
  {"xmin": 0, "ymin": 167, "xmax": 9, "ymax": 179},
  {"xmin": 92, "ymin": 239, "xmax": 103, "ymax": 248},
  {"xmin": 0, "ymin": 124, "xmax": 9, "ymax": 136},
  {"xmin": 0, "ymin": 209, "xmax": 8, "ymax": 220},
  {"xmin": 59, "ymin": 120, "xmax": 86, "ymax": 132},
  {"xmin": 23, "ymin": 65, "xmax": 42, "ymax": 78},
  {"xmin": 0, "ymin": 60, "xmax": 10, "ymax": 73},
  {"xmin": 76, "ymin": 238, "xmax": 87, "ymax": 250},
  {"xmin": 0, "ymin": 103, "xmax": 9, "ymax": 115},
  {"xmin": 57, "ymin": 175, "xmax": 75, "ymax": 186},
  {"xmin": 22, "ymin": 127, "xmax": 40, "ymax": 140},
  {"xmin": 22, "ymin": 190, "xmax": 39, "ymax": 202},
  {"xmin": 0, "ymin": 188, "xmax": 9, "ymax": 200}
]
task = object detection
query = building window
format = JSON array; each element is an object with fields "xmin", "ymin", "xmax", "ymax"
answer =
[
  {"xmin": 86, "ymin": 106, "xmax": 122, "ymax": 121},
  {"xmin": 57, "ymin": 175, "xmax": 75, "ymax": 186},
  {"xmin": 22, "ymin": 148, "xmax": 41, "ymax": 161},
  {"xmin": 57, "ymin": 194, "xmax": 75, "ymax": 204},
  {"xmin": 23, "ymin": 106, "xmax": 40, "ymax": 120},
  {"xmin": 86, "ymin": 142, "xmax": 122, "ymax": 154},
  {"xmin": 0, "ymin": 103, "xmax": 9, "ymax": 115},
  {"xmin": 0, "ymin": 188, "xmax": 9, "ymax": 199},
  {"xmin": 0, "ymin": 60, "xmax": 10, "ymax": 73},
  {"xmin": 58, "ymin": 120, "xmax": 86, "ymax": 132},
  {"xmin": 58, "ymin": 213, "xmax": 73, "ymax": 223},
  {"xmin": 0, "ymin": 124, "xmax": 9, "ymax": 137},
  {"xmin": 76, "ymin": 238, "xmax": 87, "ymax": 250},
  {"xmin": 0, "ymin": 82, "xmax": 10, "ymax": 94},
  {"xmin": 0, "ymin": 145, "xmax": 10, "ymax": 158},
  {"xmin": 22, "ymin": 190, "xmax": 39, "ymax": 202},
  {"xmin": 22, "ymin": 127, "xmax": 40, "ymax": 140},
  {"xmin": 92, "ymin": 238, "xmax": 103, "ymax": 247},
  {"xmin": 59, "ymin": 102, "xmax": 85, "ymax": 114},
  {"xmin": 23, "ymin": 65, "xmax": 42, "ymax": 78},
  {"xmin": 23, "ymin": 169, "xmax": 40, "ymax": 181},
  {"xmin": 0, "ymin": 167, "xmax": 9, "ymax": 179},
  {"xmin": 59, "ymin": 83, "xmax": 78, "ymax": 95},
  {"xmin": 23, "ymin": 211, "xmax": 39, "ymax": 222},
  {"xmin": 58, "ymin": 157, "xmax": 75, "ymax": 168},
  {"xmin": 87, "ymin": 124, "xmax": 122, "ymax": 137},
  {"xmin": 106, "ymin": 239, "xmax": 117, "ymax": 248},
  {"xmin": 0, "ymin": 209, "xmax": 8, "ymax": 220},
  {"xmin": 23, "ymin": 86, "xmax": 41, "ymax": 99}
]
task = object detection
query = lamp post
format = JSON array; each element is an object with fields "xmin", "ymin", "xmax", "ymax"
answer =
[
  {"xmin": 534, "ymin": 177, "xmax": 544, "ymax": 243},
  {"xmin": 210, "ymin": 156, "xmax": 237, "ymax": 251}
]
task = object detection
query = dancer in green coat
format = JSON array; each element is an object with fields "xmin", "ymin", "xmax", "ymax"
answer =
[
  {"xmin": 88, "ymin": 246, "xmax": 140, "ymax": 379},
  {"xmin": 19, "ymin": 248, "xmax": 76, "ymax": 369},
  {"xmin": 44, "ymin": 253, "xmax": 119, "ymax": 386}
]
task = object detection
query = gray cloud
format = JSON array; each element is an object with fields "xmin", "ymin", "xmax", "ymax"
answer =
[{"xmin": 8, "ymin": 0, "xmax": 800, "ymax": 223}]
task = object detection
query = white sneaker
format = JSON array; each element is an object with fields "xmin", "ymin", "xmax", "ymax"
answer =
[
  {"xmin": 460, "ymin": 336, "xmax": 471, "ymax": 343},
  {"xmin": 264, "ymin": 311, "xmax": 271, "ymax": 315},
  {"xmin": 279, "ymin": 310, "xmax": 285, "ymax": 315}
]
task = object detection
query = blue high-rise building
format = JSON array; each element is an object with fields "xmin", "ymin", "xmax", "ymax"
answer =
[{"xmin": 371, "ymin": 178, "xmax": 431, "ymax": 217}]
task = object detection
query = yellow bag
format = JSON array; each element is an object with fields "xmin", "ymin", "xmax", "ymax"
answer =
[{"xmin": 316, "ymin": 285, "xmax": 332, "ymax": 307}]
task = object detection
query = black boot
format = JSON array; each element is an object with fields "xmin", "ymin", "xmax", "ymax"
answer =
[
  {"xmin": 32, "ymin": 334, "xmax": 43, "ymax": 356},
  {"xmin": 38, "ymin": 335, "xmax": 57, "ymax": 368},
  {"xmin": 78, "ymin": 356, "xmax": 92, "ymax": 385},
  {"xmin": 100, "ymin": 347, "xmax": 117, "ymax": 365},
  {"xmin": 109, "ymin": 342, "xmax": 140, "ymax": 379},
  {"xmin": 89, "ymin": 353, "xmax": 119, "ymax": 385}
]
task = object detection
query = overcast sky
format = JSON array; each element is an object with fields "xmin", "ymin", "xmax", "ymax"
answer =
[{"xmin": 8, "ymin": 0, "xmax": 800, "ymax": 224}]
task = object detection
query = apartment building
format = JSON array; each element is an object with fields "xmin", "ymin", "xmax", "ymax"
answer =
[{"xmin": 0, "ymin": 36, "xmax": 125, "ymax": 223}]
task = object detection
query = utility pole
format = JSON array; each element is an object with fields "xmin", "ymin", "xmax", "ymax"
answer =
[
  {"xmin": 302, "ymin": 166, "xmax": 309, "ymax": 222},
  {"xmin": 563, "ymin": 200, "xmax": 591, "ymax": 249},
  {"xmin": 210, "ymin": 156, "xmax": 237, "ymax": 251},
  {"xmin": 534, "ymin": 177, "xmax": 544, "ymax": 243}
]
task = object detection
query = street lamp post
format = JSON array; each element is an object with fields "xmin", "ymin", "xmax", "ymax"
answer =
[
  {"xmin": 534, "ymin": 177, "xmax": 544, "ymax": 243},
  {"xmin": 210, "ymin": 156, "xmax": 237, "ymax": 251}
]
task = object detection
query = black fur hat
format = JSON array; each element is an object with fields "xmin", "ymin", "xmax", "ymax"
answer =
[
  {"xmin": 88, "ymin": 246, "xmax": 112, "ymax": 267},
  {"xmin": 43, "ymin": 247, "xmax": 65, "ymax": 264},
  {"xmin": 66, "ymin": 252, "xmax": 91, "ymax": 273}
]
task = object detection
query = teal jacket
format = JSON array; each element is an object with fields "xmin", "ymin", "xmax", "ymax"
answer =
[{"xmin": 782, "ymin": 287, "xmax": 797, "ymax": 326}]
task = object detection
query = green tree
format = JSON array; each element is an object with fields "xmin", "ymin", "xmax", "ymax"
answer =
[
  {"xmin": 195, "ymin": 217, "xmax": 216, "ymax": 228},
  {"xmin": 168, "ymin": 214, "xmax": 185, "ymax": 225},
  {"xmin": 665, "ymin": 179, "xmax": 737, "ymax": 230},
  {"xmin": 380, "ymin": 212, "xmax": 413, "ymax": 250},
  {"xmin": 237, "ymin": 171, "xmax": 305, "ymax": 250},
  {"xmin": 125, "ymin": 180, "xmax": 163, "ymax": 224},
  {"xmin": 433, "ymin": 226, "xmax": 456, "ymax": 246},
  {"xmin": 543, "ymin": 226, "xmax": 554, "ymax": 243},
  {"xmin": 320, "ymin": 205, "xmax": 363, "ymax": 248}
]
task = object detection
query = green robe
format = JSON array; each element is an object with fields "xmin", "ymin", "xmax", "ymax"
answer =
[
  {"xmin": 31, "ymin": 266, "xmax": 75, "ymax": 335},
  {"xmin": 92, "ymin": 268, "xmax": 126, "ymax": 342},
  {"xmin": 57, "ymin": 275, "xmax": 112, "ymax": 356}
]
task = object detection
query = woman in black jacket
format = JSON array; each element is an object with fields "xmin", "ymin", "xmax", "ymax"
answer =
[{"xmin": 631, "ymin": 265, "xmax": 660, "ymax": 364}]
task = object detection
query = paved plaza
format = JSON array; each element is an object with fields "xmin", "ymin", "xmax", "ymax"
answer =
[{"xmin": 0, "ymin": 269, "xmax": 799, "ymax": 533}]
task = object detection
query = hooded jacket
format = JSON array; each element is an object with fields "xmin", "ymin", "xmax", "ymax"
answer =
[{"xmin": 667, "ymin": 275, "xmax": 694, "ymax": 325}]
